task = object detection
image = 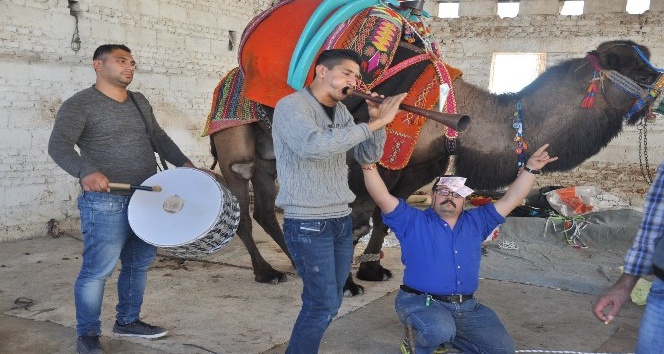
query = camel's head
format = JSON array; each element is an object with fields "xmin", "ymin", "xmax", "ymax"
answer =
[
  {"xmin": 593, "ymin": 40, "xmax": 664, "ymax": 124},
  {"xmin": 595, "ymin": 40, "xmax": 658, "ymax": 87}
]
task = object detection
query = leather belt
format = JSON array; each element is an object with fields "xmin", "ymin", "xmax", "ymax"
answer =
[
  {"xmin": 653, "ymin": 265, "xmax": 664, "ymax": 281},
  {"xmin": 400, "ymin": 284, "xmax": 473, "ymax": 303}
]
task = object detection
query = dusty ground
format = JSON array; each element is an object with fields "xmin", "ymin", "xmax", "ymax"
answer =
[{"xmin": 0, "ymin": 212, "xmax": 644, "ymax": 354}]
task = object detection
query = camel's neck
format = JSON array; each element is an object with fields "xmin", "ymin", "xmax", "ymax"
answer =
[{"xmin": 449, "ymin": 58, "xmax": 634, "ymax": 190}]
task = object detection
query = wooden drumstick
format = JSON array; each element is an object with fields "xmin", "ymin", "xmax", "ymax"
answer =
[{"xmin": 108, "ymin": 182, "xmax": 162, "ymax": 192}]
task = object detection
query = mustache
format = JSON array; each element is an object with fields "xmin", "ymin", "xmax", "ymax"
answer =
[{"xmin": 440, "ymin": 200, "xmax": 456, "ymax": 207}]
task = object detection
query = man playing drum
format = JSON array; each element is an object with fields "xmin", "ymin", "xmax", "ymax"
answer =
[{"xmin": 48, "ymin": 44, "xmax": 205, "ymax": 354}]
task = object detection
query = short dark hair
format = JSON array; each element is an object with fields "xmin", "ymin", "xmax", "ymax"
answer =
[
  {"xmin": 315, "ymin": 49, "xmax": 361, "ymax": 69},
  {"xmin": 93, "ymin": 44, "xmax": 131, "ymax": 60}
]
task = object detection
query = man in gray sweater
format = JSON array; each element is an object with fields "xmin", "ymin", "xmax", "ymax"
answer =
[
  {"xmin": 48, "ymin": 44, "xmax": 200, "ymax": 354},
  {"xmin": 273, "ymin": 49, "xmax": 406, "ymax": 354}
]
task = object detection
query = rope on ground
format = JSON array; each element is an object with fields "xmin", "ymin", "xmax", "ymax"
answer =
[
  {"xmin": 517, "ymin": 351, "xmax": 633, "ymax": 354},
  {"xmin": 544, "ymin": 215, "xmax": 591, "ymax": 248}
]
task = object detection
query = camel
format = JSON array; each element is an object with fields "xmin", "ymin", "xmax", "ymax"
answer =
[
  {"xmin": 205, "ymin": 1, "xmax": 663, "ymax": 293},
  {"xmin": 345, "ymin": 40, "xmax": 662, "ymax": 291}
]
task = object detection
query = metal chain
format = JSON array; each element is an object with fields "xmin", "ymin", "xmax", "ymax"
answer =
[
  {"xmin": 156, "ymin": 255, "xmax": 298, "ymax": 277},
  {"xmin": 637, "ymin": 118, "xmax": 654, "ymax": 184}
]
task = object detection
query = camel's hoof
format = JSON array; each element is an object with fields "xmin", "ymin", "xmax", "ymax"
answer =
[
  {"xmin": 343, "ymin": 283, "xmax": 365, "ymax": 297},
  {"xmin": 356, "ymin": 263, "xmax": 393, "ymax": 282},
  {"xmin": 255, "ymin": 270, "xmax": 288, "ymax": 284}
]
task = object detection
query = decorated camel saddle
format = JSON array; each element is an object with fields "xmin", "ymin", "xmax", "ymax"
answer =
[{"xmin": 202, "ymin": 0, "xmax": 462, "ymax": 169}]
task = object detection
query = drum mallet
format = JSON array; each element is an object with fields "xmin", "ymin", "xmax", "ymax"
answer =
[{"xmin": 108, "ymin": 182, "xmax": 162, "ymax": 192}]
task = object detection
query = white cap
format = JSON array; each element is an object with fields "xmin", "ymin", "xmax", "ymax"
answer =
[{"xmin": 435, "ymin": 176, "xmax": 474, "ymax": 198}]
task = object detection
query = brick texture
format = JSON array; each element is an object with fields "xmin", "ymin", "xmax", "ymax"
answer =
[{"xmin": 0, "ymin": 0, "xmax": 662, "ymax": 241}]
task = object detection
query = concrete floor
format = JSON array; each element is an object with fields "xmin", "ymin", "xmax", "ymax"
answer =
[{"xmin": 0, "ymin": 218, "xmax": 643, "ymax": 354}]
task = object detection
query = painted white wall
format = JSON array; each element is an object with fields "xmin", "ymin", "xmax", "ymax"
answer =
[
  {"xmin": 0, "ymin": 0, "xmax": 272, "ymax": 241},
  {"xmin": 0, "ymin": 0, "xmax": 662, "ymax": 240}
]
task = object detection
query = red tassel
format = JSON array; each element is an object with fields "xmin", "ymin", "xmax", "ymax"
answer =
[
  {"xmin": 581, "ymin": 74, "xmax": 598, "ymax": 109},
  {"xmin": 581, "ymin": 95, "xmax": 595, "ymax": 109}
]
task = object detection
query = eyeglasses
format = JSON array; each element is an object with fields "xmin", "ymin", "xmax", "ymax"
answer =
[{"xmin": 434, "ymin": 189, "xmax": 462, "ymax": 198}]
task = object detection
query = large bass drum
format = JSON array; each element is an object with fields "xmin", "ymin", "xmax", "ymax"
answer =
[{"xmin": 127, "ymin": 168, "xmax": 239, "ymax": 258}]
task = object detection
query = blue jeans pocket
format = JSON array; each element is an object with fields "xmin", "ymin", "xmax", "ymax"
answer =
[
  {"xmin": 80, "ymin": 192, "xmax": 126, "ymax": 215},
  {"xmin": 298, "ymin": 221, "xmax": 325, "ymax": 236},
  {"xmin": 90, "ymin": 200, "xmax": 124, "ymax": 214},
  {"xmin": 92, "ymin": 198, "xmax": 124, "ymax": 215}
]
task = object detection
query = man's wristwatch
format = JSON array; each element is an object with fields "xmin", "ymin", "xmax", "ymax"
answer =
[{"xmin": 523, "ymin": 166, "xmax": 541, "ymax": 175}]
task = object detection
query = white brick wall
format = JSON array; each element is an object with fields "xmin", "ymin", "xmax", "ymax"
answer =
[
  {"xmin": 0, "ymin": 0, "xmax": 662, "ymax": 241},
  {"xmin": 0, "ymin": 0, "xmax": 271, "ymax": 241}
]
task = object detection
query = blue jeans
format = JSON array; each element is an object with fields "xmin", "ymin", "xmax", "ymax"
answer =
[
  {"xmin": 75, "ymin": 192, "xmax": 157, "ymax": 336},
  {"xmin": 395, "ymin": 290, "xmax": 515, "ymax": 354},
  {"xmin": 637, "ymin": 278, "xmax": 664, "ymax": 353},
  {"xmin": 283, "ymin": 216, "xmax": 354, "ymax": 354}
]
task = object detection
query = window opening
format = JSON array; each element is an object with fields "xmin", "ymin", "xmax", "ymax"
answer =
[
  {"xmin": 437, "ymin": 2, "xmax": 459, "ymax": 18},
  {"xmin": 497, "ymin": 1, "xmax": 519, "ymax": 18},
  {"xmin": 560, "ymin": 1, "xmax": 584, "ymax": 15},
  {"xmin": 489, "ymin": 53, "xmax": 546, "ymax": 94},
  {"xmin": 626, "ymin": 0, "xmax": 650, "ymax": 14}
]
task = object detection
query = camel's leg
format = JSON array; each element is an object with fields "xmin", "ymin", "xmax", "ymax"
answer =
[
  {"xmin": 213, "ymin": 125, "xmax": 286, "ymax": 284},
  {"xmin": 338, "ymin": 200, "xmax": 376, "ymax": 297},
  {"xmin": 340, "ymin": 163, "xmax": 400, "ymax": 295},
  {"xmin": 355, "ymin": 206, "xmax": 393, "ymax": 282},
  {"xmin": 251, "ymin": 149, "xmax": 294, "ymax": 275},
  {"xmin": 252, "ymin": 124, "xmax": 293, "ymax": 268}
]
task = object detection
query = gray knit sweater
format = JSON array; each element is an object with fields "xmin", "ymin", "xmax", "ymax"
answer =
[
  {"xmin": 48, "ymin": 86, "xmax": 190, "ymax": 195},
  {"xmin": 273, "ymin": 88, "xmax": 386, "ymax": 219}
]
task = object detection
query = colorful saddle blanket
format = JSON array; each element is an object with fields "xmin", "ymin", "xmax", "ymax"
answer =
[
  {"xmin": 202, "ymin": 68, "xmax": 262, "ymax": 136},
  {"xmin": 381, "ymin": 61, "xmax": 462, "ymax": 170},
  {"xmin": 204, "ymin": 0, "xmax": 463, "ymax": 169}
]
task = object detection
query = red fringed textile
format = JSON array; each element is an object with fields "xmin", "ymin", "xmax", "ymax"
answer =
[
  {"xmin": 379, "ymin": 64, "xmax": 447, "ymax": 170},
  {"xmin": 581, "ymin": 71, "xmax": 598, "ymax": 109},
  {"xmin": 201, "ymin": 68, "xmax": 259, "ymax": 136}
]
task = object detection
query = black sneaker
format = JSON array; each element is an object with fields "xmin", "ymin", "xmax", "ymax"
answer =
[
  {"xmin": 112, "ymin": 319, "xmax": 168, "ymax": 339},
  {"xmin": 76, "ymin": 334, "xmax": 104, "ymax": 354}
]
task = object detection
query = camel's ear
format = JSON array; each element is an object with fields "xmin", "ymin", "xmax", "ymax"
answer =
[
  {"xmin": 597, "ymin": 47, "xmax": 630, "ymax": 71},
  {"xmin": 604, "ymin": 53, "xmax": 621, "ymax": 71}
]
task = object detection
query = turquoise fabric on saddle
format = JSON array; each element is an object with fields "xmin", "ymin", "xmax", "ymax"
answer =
[{"xmin": 288, "ymin": 0, "xmax": 383, "ymax": 89}]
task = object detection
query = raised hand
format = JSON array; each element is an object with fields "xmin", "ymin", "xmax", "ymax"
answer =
[{"xmin": 525, "ymin": 143, "xmax": 558, "ymax": 171}]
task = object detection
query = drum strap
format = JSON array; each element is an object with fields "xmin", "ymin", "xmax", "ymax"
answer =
[{"xmin": 129, "ymin": 92, "xmax": 169, "ymax": 170}]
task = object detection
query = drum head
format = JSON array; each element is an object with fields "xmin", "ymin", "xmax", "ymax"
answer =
[{"xmin": 128, "ymin": 168, "xmax": 223, "ymax": 247}]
